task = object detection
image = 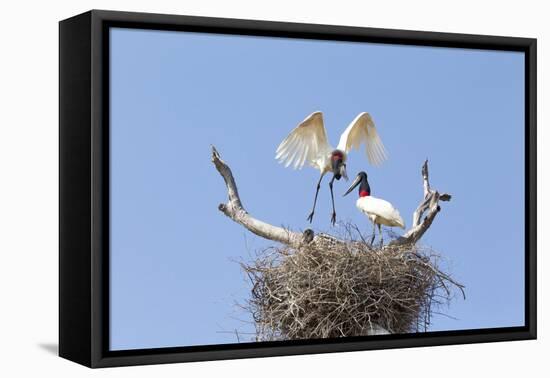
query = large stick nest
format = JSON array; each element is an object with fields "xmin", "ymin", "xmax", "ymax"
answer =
[{"xmin": 241, "ymin": 227, "xmax": 464, "ymax": 341}]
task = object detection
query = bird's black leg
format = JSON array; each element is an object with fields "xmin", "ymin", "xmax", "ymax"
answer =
[
  {"xmin": 370, "ymin": 222, "xmax": 376, "ymax": 245},
  {"xmin": 329, "ymin": 175, "xmax": 337, "ymax": 225},
  {"xmin": 307, "ymin": 173, "xmax": 325, "ymax": 223},
  {"xmin": 378, "ymin": 224, "xmax": 383, "ymax": 247}
]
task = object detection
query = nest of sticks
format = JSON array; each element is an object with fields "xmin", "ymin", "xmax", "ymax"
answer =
[{"xmin": 241, "ymin": 226, "xmax": 465, "ymax": 341}]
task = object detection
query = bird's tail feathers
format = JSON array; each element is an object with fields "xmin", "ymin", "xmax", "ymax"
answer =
[{"xmin": 395, "ymin": 212, "xmax": 406, "ymax": 229}]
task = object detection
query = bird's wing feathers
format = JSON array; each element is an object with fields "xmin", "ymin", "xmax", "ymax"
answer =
[
  {"xmin": 336, "ymin": 112, "xmax": 388, "ymax": 166},
  {"xmin": 275, "ymin": 111, "xmax": 331, "ymax": 169}
]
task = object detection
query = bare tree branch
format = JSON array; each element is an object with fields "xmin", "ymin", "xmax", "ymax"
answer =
[
  {"xmin": 212, "ymin": 147, "xmax": 450, "ymax": 249},
  {"xmin": 389, "ymin": 160, "xmax": 451, "ymax": 247},
  {"xmin": 212, "ymin": 146, "xmax": 304, "ymax": 247}
]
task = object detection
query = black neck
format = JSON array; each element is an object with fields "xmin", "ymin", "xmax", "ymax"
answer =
[{"xmin": 359, "ymin": 177, "xmax": 371, "ymax": 196}]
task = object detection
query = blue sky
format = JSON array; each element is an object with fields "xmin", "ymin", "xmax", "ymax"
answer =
[{"xmin": 109, "ymin": 27, "xmax": 525, "ymax": 350}]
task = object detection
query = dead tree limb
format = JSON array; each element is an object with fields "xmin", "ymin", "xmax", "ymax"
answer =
[
  {"xmin": 389, "ymin": 160, "xmax": 451, "ymax": 247},
  {"xmin": 213, "ymin": 147, "xmax": 450, "ymax": 248},
  {"xmin": 212, "ymin": 146, "xmax": 304, "ymax": 248}
]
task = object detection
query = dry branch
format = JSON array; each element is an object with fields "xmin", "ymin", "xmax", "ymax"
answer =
[
  {"xmin": 212, "ymin": 147, "xmax": 450, "ymax": 248},
  {"xmin": 388, "ymin": 160, "xmax": 451, "ymax": 247},
  {"xmin": 212, "ymin": 146, "xmax": 304, "ymax": 247}
]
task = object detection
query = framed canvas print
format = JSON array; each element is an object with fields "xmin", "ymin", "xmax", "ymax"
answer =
[{"xmin": 59, "ymin": 10, "xmax": 537, "ymax": 368}]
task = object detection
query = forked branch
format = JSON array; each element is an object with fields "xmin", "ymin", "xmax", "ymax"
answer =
[
  {"xmin": 212, "ymin": 147, "xmax": 450, "ymax": 248},
  {"xmin": 388, "ymin": 160, "xmax": 451, "ymax": 247}
]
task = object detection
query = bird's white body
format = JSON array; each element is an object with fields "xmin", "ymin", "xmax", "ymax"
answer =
[
  {"xmin": 356, "ymin": 196, "xmax": 405, "ymax": 228},
  {"xmin": 310, "ymin": 144, "xmax": 337, "ymax": 175},
  {"xmin": 356, "ymin": 196, "xmax": 405, "ymax": 229}
]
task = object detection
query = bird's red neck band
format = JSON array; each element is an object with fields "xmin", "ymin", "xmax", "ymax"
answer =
[
  {"xmin": 331, "ymin": 151, "xmax": 344, "ymax": 160},
  {"xmin": 359, "ymin": 190, "xmax": 370, "ymax": 197}
]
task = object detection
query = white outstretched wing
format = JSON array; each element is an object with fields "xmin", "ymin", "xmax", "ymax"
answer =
[
  {"xmin": 336, "ymin": 112, "xmax": 388, "ymax": 166},
  {"xmin": 275, "ymin": 111, "xmax": 331, "ymax": 169}
]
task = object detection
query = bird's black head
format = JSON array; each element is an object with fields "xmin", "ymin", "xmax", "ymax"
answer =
[
  {"xmin": 343, "ymin": 171, "xmax": 370, "ymax": 197},
  {"xmin": 357, "ymin": 171, "xmax": 368, "ymax": 180}
]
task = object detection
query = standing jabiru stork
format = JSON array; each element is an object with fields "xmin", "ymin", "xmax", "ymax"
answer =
[
  {"xmin": 343, "ymin": 171, "xmax": 405, "ymax": 245},
  {"xmin": 276, "ymin": 111, "xmax": 388, "ymax": 225}
]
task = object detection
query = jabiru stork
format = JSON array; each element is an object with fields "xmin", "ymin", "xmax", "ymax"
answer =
[{"xmin": 343, "ymin": 171, "xmax": 405, "ymax": 245}]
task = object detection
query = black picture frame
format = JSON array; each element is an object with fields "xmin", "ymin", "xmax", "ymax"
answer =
[{"xmin": 59, "ymin": 9, "xmax": 537, "ymax": 368}]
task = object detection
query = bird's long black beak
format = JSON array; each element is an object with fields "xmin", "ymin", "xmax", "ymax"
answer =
[{"xmin": 343, "ymin": 174, "xmax": 361, "ymax": 196}]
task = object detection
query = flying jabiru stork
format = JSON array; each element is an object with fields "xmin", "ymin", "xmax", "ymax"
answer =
[
  {"xmin": 276, "ymin": 111, "xmax": 388, "ymax": 225},
  {"xmin": 343, "ymin": 171, "xmax": 405, "ymax": 245}
]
